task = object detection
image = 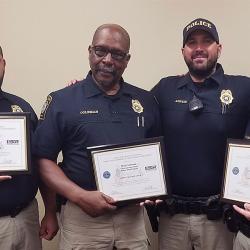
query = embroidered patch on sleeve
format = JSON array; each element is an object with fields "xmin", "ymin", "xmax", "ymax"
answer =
[{"xmin": 40, "ymin": 95, "xmax": 52, "ymax": 120}]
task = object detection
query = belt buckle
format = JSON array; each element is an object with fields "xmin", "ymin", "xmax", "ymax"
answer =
[{"xmin": 186, "ymin": 201, "xmax": 201, "ymax": 214}]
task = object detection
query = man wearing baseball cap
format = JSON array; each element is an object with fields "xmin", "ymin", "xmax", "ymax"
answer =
[{"xmin": 152, "ymin": 18, "xmax": 250, "ymax": 250}]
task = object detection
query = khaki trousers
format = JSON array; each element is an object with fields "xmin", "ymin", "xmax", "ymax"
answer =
[
  {"xmin": 233, "ymin": 231, "xmax": 250, "ymax": 250},
  {"xmin": 158, "ymin": 213, "xmax": 234, "ymax": 250},
  {"xmin": 58, "ymin": 201, "xmax": 148, "ymax": 250},
  {"xmin": 0, "ymin": 199, "xmax": 41, "ymax": 250}
]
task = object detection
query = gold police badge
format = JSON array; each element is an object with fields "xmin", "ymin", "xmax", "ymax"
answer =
[
  {"xmin": 132, "ymin": 99, "xmax": 143, "ymax": 113},
  {"xmin": 40, "ymin": 95, "xmax": 52, "ymax": 120},
  {"xmin": 11, "ymin": 105, "xmax": 23, "ymax": 112},
  {"xmin": 220, "ymin": 89, "xmax": 233, "ymax": 114}
]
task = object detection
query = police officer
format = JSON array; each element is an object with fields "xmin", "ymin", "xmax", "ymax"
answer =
[
  {"xmin": 0, "ymin": 46, "xmax": 58, "ymax": 249},
  {"xmin": 33, "ymin": 24, "xmax": 161, "ymax": 250},
  {"xmin": 151, "ymin": 18, "xmax": 250, "ymax": 250}
]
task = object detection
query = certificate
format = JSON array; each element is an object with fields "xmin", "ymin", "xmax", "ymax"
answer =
[
  {"xmin": 88, "ymin": 137, "xmax": 170, "ymax": 204},
  {"xmin": 221, "ymin": 139, "xmax": 250, "ymax": 205},
  {"xmin": 0, "ymin": 113, "xmax": 31, "ymax": 174}
]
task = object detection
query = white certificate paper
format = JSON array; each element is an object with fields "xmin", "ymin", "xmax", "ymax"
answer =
[
  {"xmin": 222, "ymin": 141, "xmax": 250, "ymax": 204},
  {"xmin": 0, "ymin": 114, "xmax": 29, "ymax": 173},
  {"xmin": 90, "ymin": 138, "xmax": 168, "ymax": 202}
]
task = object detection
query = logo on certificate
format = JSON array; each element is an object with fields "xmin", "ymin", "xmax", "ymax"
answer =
[
  {"xmin": 232, "ymin": 167, "xmax": 239, "ymax": 175},
  {"xmin": 103, "ymin": 171, "xmax": 111, "ymax": 179},
  {"xmin": 145, "ymin": 165, "xmax": 157, "ymax": 171}
]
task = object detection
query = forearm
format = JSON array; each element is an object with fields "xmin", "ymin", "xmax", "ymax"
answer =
[
  {"xmin": 38, "ymin": 158, "xmax": 84, "ymax": 203},
  {"xmin": 39, "ymin": 181, "xmax": 57, "ymax": 214},
  {"xmin": 38, "ymin": 158, "xmax": 116, "ymax": 217}
]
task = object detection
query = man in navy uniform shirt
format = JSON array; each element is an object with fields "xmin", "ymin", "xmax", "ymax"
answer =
[
  {"xmin": 152, "ymin": 18, "xmax": 250, "ymax": 250},
  {"xmin": 0, "ymin": 46, "xmax": 58, "ymax": 250},
  {"xmin": 33, "ymin": 24, "xmax": 161, "ymax": 250}
]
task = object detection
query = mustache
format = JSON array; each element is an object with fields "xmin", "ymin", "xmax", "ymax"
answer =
[
  {"xmin": 97, "ymin": 66, "xmax": 116, "ymax": 75},
  {"xmin": 191, "ymin": 51, "xmax": 208, "ymax": 59}
]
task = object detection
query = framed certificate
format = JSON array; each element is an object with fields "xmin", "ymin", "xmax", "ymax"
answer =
[
  {"xmin": 221, "ymin": 139, "xmax": 250, "ymax": 205},
  {"xmin": 88, "ymin": 137, "xmax": 170, "ymax": 205},
  {"xmin": 0, "ymin": 113, "xmax": 31, "ymax": 174}
]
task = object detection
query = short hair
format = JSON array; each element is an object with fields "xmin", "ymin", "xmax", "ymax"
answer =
[
  {"xmin": 92, "ymin": 24, "xmax": 130, "ymax": 51},
  {"xmin": 0, "ymin": 46, "xmax": 3, "ymax": 57}
]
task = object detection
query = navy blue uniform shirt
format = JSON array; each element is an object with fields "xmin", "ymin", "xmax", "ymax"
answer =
[
  {"xmin": 152, "ymin": 64, "xmax": 250, "ymax": 197},
  {"xmin": 0, "ymin": 90, "xmax": 38, "ymax": 211},
  {"xmin": 34, "ymin": 72, "xmax": 161, "ymax": 190}
]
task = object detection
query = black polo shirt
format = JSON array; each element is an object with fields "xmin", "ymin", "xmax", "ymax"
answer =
[
  {"xmin": 33, "ymin": 72, "xmax": 161, "ymax": 190},
  {"xmin": 0, "ymin": 90, "xmax": 38, "ymax": 211},
  {"xmin": 152, "ymin": 64, "xmax": 250, "ymax": 197}
]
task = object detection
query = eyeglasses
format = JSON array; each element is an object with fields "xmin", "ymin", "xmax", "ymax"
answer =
[{"xmin": 90, "ymin": 45, "xmax": 128, "ymax": 61}]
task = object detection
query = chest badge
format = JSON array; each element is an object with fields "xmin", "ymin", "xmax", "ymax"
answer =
[
  {"xmin": 11, "ymin": 105, "xmax": 23, "ymax": 112},
  {"xmin": 132, "ymin": 99, "xmax": 143, "ymax": 114},
  {"xmin": 220, "ymin": 89, "xmax": 233, "ymax": 114}
]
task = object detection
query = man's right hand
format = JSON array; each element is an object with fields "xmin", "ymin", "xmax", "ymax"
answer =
[
  {"xmin": 0, "ymin": 175, "xmax": 12, "ymax": 182},
  {"xmin": 75, "ymin": 190, "xmax": 117, "ymax": 217}
]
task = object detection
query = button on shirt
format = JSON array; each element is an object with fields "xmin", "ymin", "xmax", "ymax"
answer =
[
  {"xmin": 33, "ymin": 72, "xmax": 161, "ymax": 190},
  {"xmin": 0, "ymin": 90, "xmax": 38, "ymax": 211},
  {"xmin": 152, "ymin": 64, "xmax": 250, "ymax": 197}
]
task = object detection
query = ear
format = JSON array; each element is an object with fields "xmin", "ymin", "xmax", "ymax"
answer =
[
  {"xmin": 181, "ymin": 47, "xmax": 185, "ymax": 56},
  {"xmin": 126, "ymin": 54, "xmax": 131, "ymax": 62},
  {"xmin": 123, "ymin": 54, "xmax": 131, "ymax": 69},
  {"xmin": 217, "ymin": 44, "xmax": 222, "ymax": 58},
  {"xmin": 88, "ymin": 45, "xmax": 92, "ymax": 54}
]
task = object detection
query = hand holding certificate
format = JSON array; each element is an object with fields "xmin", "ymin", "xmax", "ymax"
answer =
[
  {"xmin": 0, "ymin": 113, "xmax": 31, "ymax": 174},
  {"xmin": 221, "ymin": 139, "xmax": 250, "ymax": 205},
  {"xmin": 88, "ymin": 137, "xmax": 170, "ymax": 205}
]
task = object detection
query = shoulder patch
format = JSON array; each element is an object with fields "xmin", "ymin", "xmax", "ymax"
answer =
[
  {"xmin": 11, "ymin": 105, "xmax": 23, "ymax": 113},
  {"xmin": 40, "ymin": 95, "xmax": 52, "ymax": 120}
]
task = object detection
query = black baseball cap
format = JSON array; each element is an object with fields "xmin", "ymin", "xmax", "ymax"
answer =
[{"xmin": 183, "ymin": 18, "xmax": 219, "ymax": 47}]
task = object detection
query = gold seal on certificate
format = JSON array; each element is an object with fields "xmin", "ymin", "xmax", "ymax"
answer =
[
  {"xmin": 0, "ymin": 113, "xmax": 31, "ymax": 174},
  {"xmin": 221, "ymin": 139, "xmax": 250, "ymax": 205},
  {"xmin": 88, "ymin": 137, "xmax": 170, "ymax": 204}
]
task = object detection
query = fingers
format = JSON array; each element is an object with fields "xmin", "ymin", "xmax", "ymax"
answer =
[
  {"xmin": 42, "ymin": 230, "xmax": 57, "ymax": 241},
  {"xmin": 101, "ymin": 193, "xmax": 116, "ymax": 204},
  {"xmin": 0, "ymin": 176, "xmax": 12, "ymax": 182},
  {"xmin": 67, "ymin": 79, "xmax": 78, "ymax": 86},
  {"xmin": 155, "ymin": 199, "xmax": 163, "ymax": 204},
  {"xmin": 103, "ymin": 195, "xmax": 117, "ymax": 211},
  {"xmin": 244, "ymin": 203, "xmax": 250, "ymax": 210},
  {"xmin": 233, "ymin": 204, "xmax": 250, "ymax": 220},
  {"xmin": 39, "ymin": 224, "xmax": 46, "ymax": 239},
  {"xmin": 140, "ymin": 200, "xmax": 154, "ymax": 206},
  {"xmin": 40, "ymin": 229, "xmax": 57, "ymax": 240}
]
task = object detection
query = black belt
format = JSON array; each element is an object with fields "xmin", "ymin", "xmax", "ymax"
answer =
[
  {"xmin": 162, "ymin": 195, "xmax": 222, "ymax": 220},
  {"xmin": 0, "ymin": 202, "xmax": 30, "ymax": 218}
]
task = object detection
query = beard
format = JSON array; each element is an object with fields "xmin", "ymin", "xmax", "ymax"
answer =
[
  {"xmin": 184, "ymin": 52, "xmax": 218, "ymax": 79},
  {"xmin": 92, "ymin": 69, "xmax": 120, "ymax": 93},
  {"xmin": 0, "ymin": 78, "xmax": 3, "ymax": 89},
  {"xmin": 0, "ymin": 74, "xmax": 4, "ymax": 89},
  {"xmin": 91, "ymin": 64, "xmax": 123, "ymax": 91}
]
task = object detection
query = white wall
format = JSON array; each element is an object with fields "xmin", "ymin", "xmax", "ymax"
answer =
[{"xmin": 2, "ymin": 1, "xmax": 250, "ymax": 249}]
